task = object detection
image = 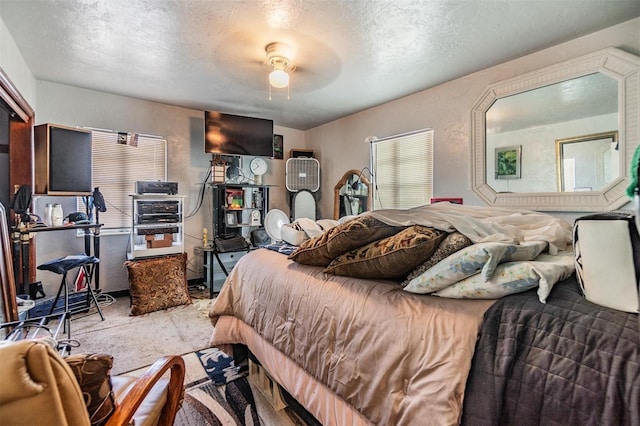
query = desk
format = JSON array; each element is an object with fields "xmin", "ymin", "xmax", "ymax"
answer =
[
  {"xmin": 194, "ymin": 246, "xmax": 248, "ymax": 298},
  {"xmin": 12, "ymin": 223, "xmax": 102, "ymax": 299}
]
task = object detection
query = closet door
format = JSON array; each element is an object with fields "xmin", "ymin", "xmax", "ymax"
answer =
[{"xmin": 1, "ymin": 68, "xmax": 35, "ymax": 286}]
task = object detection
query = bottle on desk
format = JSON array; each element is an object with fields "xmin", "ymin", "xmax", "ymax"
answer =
[{"xmin": 44, "ymin": 204, "xmax": 53, "ymax": 226}]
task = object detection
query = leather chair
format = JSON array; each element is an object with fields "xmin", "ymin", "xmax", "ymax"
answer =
[{"xmin": 0, "ymin": 339, "xmax": 185, "ymax": 426}]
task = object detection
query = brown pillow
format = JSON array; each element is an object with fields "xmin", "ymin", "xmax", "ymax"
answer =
[
  {"xmin": 65, "ymin": 353, "xmax": 116, "ymax": 426},
  {"xmin": 125, "ymin": 252, "xmax": 191, "ymax": 316},
  {"xmin": 402, "ymin": 232, "xmax": 473, "ymax": 286},
  {"xmin": 324, "ymin": 225, "xmax": 447, "ymax": 279},
  {"xmin": 288, "ymin": 215, "xmax": 405, "ymax": 266}
]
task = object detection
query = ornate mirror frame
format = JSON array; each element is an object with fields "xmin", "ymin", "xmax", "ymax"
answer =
[
  {"xmin": 555, "ymin": 130, "xmax": 619, "ymax": 192},
  {"xmin": 471, "ymin": 47, "xmax": 640, "ymax": 211},
  {"xmin": 334, "ymin": 169, "xmax": 372, "ymax": 219}
]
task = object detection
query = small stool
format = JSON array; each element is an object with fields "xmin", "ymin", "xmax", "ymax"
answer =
[{"xmin": 37, "ymin": 255, "xmax": 105, "ymax": 338}]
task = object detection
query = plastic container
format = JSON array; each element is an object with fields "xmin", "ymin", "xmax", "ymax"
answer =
[{"xmin": 52, "ymin": 203, "xmax": 64, "ymax": 226}]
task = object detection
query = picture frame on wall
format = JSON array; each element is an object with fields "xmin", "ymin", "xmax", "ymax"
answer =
[
  {"xmin": 495, "ymin": 145, "xmax": 521, "ymax": 179},
  {"xmin": 226, "ymin": 212, "xmax": 236, "ymax": 226},
  {"xmin": 273, "ymin": 134, "xmax": 284, "ymax": 160}
]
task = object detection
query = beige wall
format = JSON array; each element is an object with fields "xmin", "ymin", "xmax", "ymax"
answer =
[{"xmin": 306, "ymin": 17, "xmax": 640, "ymax": 222}]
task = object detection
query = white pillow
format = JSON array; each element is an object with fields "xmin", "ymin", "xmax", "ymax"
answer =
[
  {"xmin": 432, "ymin": 252, "xmax": 575, "ymax": 302},
  {"xmin": 281, "ymin": 218, "xmax": 341, "ymax": 246},
  {"xmin": 281, "ymin": 224, "xmax": 308, "ymax": 246},
  {"xmin": 403, "ymin": 241, "xmax": 547, "ymax": 294}
]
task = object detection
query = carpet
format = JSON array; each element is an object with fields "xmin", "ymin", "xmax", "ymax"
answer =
[{"xmin": 71, "ymin": 295, "xmax": 215, "ymax": 375}]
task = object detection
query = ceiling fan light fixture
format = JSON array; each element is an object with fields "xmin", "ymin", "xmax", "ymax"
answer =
[
  {"xmin": 269, "ymin": 68, "xmax": 289, "ymax": 88},
  {"xmin": 266, "ymin": 42, "xmax": 293, "ymax": 91}
]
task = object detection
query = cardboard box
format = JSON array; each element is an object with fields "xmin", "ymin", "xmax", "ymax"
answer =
[{"xmin": 146, "ymin": 233, "xmax": 174, "ymax": 248}]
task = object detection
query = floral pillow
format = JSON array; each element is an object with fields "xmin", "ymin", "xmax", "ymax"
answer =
[
  {"xmin": 288, "ymin": 215, "xmax": 405, "ymax": 266},
  {"xmin": 323, "ymin": 225, "xmax": 447, "ymax": 279},
  {"xmin": 403, "ymin": 240, "xmax": 548, "ymax": 294},
  {"xmin": 432, "ymin": 252, "xmax": 575, "ymax": 302},
  {"xmin": 125, "ymin": 252, "xmax": 191, "ymax": 315}
]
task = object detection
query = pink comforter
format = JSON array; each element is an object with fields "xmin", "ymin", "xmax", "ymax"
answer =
[{"xmin": 209, "ymin": 249, "xmax": 494, "ymax": 425}]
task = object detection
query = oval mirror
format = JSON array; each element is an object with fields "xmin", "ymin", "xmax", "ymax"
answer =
[
  {"xmin": 334, "ymin": 169, "xmax": 372, "ymax": 219},
  {"xmin": 471, "ymin": 47, "xmax": 640, "ymax": 211}
]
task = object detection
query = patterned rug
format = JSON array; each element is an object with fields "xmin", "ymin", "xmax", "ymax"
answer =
[
  {"xmin": 175, "ymin": 347, "xmax": 259, "ymax": 425},
  {"xmin": 173, "ymin": 347, "xmax": 316, "ymax": 426}
]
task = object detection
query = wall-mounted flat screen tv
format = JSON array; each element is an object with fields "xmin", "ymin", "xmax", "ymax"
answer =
[{"xmin": 204, "ymin": 111, "xmax": 274, "ymax": 157}]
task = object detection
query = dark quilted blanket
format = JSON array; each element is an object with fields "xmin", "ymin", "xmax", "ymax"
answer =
[{"xmin": 462, "ymin": 275, "xmax": 640, "ymax": 426}]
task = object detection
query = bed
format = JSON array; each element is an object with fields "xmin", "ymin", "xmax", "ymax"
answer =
[{"xmin": 208, "ymin": 204, "xmax": 639, "ymax": 425}]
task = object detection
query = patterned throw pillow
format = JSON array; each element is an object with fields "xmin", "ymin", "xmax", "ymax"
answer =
[
  {"xmin": 402, "ymin": 232, "xmax": 473, "ymax": 286},
  {"xmin": 432, "ymin": 252, "xmax": 575, "ymax": 301},
  {"xmin": 403, "ymin": 240, "xmax": 548, "ymax": 294},
  {"xmin": 125, "ymin": 252, "xmax": 191, "ymax": 315},
  {"xmin": 288, "ymin": 215, "xmax": 405, "ymax": 266},
  {"xmin": 323, "ymin": 225, "xmax": 447, "ymax": 279},
  {"xmin": 65, "ymin": 353, "xmax": 115, "ymax": 426}
]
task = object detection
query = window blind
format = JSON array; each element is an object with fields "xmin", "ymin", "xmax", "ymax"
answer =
[
  {"xmin": 371, "ymin": 129, "xmax": 434, "ymax": 210},
  {"xmin": 77, "ymin": 130, "xmax": 167, "ymax": 232}
]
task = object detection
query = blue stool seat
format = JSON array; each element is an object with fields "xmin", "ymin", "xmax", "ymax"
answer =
[
  {"xmin": 37, "ymin": 255, "xmax": 99, "ymax": 274},
  {"xmin": 37, "ymin": 255, "xmax": 104, "ymax": 339}
]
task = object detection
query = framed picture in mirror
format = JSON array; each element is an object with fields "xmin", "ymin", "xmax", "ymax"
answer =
[
  {"xmin": 555, "ymin": 130, "xmax": 618, "ymax": 192},
  {"xmin": 495, "ymin": 145, "xmax": 521, "ymax": 179}
]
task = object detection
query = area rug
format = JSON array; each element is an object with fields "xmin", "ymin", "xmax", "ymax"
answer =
[
  {"xmin": 171, "ymin": 347, "xmax": 314, "ymax": 426},
  {"xmin": 175, "ymin": 347, "xmax": 259, "ymax": 425}
]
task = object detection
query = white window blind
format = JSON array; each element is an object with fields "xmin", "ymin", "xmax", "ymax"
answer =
[
  {"xmin": 78, "ymin": 130, "xmax": 167, "ymax": 232},
  {"xmin": 371, "ymin": 129, "xmax": 434, "ymax": 210}
]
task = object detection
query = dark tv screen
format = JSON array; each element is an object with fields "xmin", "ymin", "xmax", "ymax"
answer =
[
  {"xmin": 205, "ymin": 111, "xmax": 274, "ymax": 157},
  {"xmin": 49, "ymin": 126, "xmax": 92, "ymax": 193}
]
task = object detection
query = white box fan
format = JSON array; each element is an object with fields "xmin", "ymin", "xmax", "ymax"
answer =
[{"xmin": 286, "ymin": 158, "xmax": 320, "ymax": 192}]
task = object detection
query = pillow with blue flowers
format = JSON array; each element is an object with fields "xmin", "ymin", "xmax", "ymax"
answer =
[{"xmin": 403, "ymin": 240, "xmax": 547, "ymax": 294}]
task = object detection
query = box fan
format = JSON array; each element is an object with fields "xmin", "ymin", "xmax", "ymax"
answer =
[{"xmin": 285, "ymin": 157, "xmax": 320, "ymax": 220}]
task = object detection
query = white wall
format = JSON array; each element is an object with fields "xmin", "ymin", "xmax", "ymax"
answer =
[
  {"xmin": 306, "ymin": 17, "xmax": 640, "ymax": 222},
  {"xmin": 0, "ymin": 15, "xmax": 36, "ymax": 109}
]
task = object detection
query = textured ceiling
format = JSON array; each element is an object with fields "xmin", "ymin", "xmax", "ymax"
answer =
[{"xmin": 1, "ymin": 0, "xmax": 638, "ymax": 130}]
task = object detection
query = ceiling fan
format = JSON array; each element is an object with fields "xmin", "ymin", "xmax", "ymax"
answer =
[{"xmin": 210, "ymin": 32, "xmax": 340, "ymax": 100}]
